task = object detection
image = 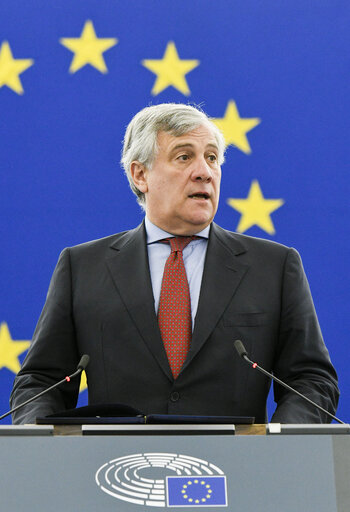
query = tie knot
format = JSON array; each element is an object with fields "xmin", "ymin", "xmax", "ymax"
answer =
[{"xmin": 161, "ymin": 236, "xmax": 199, "ymax": 253}]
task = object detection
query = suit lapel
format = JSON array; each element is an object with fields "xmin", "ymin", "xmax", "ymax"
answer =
[
  {"xmin": 105, "ymin": 221, "xmax": 250, "ymax": 380},
  {"xmin": 105, "ymin": 222, "xmax": 173, "ymax": 381},
  {"xmin": 181, "ymin": 223, "xmax": 249, "ymax": 372}
]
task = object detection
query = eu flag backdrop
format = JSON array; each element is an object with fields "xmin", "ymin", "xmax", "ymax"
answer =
[{"xmin": 0, "ymin": 1, "xmax": 349, "ymax": 423}]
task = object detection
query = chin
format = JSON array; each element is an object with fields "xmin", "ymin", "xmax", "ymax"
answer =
[{"xmin": 187, "ymin": 214, "xmax": 212, "ymax": 228}]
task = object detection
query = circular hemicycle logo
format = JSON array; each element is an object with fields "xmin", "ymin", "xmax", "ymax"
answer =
[{"xmin": 95, "ymin": 452, "xmax": 228, "ymax": 507}]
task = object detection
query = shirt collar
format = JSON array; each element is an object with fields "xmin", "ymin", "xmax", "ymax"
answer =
[{"xmin": 145, "ymin": 216, "xmax": 210, "ymax": 244}]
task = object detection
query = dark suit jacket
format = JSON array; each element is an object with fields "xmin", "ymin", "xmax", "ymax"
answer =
[{"xmin": 10, "ymin": 222, "xmax": 339, "ymax": 424}]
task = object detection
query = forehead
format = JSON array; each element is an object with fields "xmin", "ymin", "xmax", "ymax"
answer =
[{"xmin": 157, "ymin": 125, "xmax": 218, "ymax": 152}]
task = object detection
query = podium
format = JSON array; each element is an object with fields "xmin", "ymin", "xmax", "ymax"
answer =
[{"xmin": 0, "ymin": 424, "xmax": 349, "ymax": 511}]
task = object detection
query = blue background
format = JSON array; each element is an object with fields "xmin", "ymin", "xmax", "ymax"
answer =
[{"xmin": 0, "ymin": 1, "xmax": 349, "ymax": 423}]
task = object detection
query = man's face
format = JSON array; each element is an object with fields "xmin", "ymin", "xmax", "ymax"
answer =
[{"xmin": 132, "ymin": 125, "xmax": 222, "ymax": 235}]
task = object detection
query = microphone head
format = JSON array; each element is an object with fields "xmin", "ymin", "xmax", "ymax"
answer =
[
  {"xmin": 77, "ymin": 354, "xmax": 90, "ymax": 371},
  {"xmin": 234, "ymin": 340, "xmax": 248, "ymax": 359}
]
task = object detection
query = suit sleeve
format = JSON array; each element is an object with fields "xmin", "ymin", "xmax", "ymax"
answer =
[
  {"xmin": 271, "ymin": 248, "xmax": 339, "ymax": 423},
  {"xmin": 10, "ymin": 248, "xmax": 81, "ymax": 424}
]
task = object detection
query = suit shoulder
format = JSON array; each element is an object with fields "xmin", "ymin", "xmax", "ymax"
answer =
[
  {"xmin": 214, "ymin": 225, "xmax": 301, "ymax": 266},
  {"xmin": 62, "ymin": 225, "xmax": 142, "ymax": 259},
  {"xmin": 236, "ymin": 232, "xmax": 291, "ymax": 253},
  {"xmin": 215, "ymin": 225, "xmax": 294, "ymax": 254}
]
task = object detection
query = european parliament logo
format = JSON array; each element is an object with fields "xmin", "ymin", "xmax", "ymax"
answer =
[
  {"xmin": 167, "ymin": 476, "xmax": 227, "ymax": 507},
  {"xmin": 95, "ymin": 452, "xmax": 228, "ymax": 508}
]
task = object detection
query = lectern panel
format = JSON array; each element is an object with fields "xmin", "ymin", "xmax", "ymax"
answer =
[{"xmin": 0, "ymin": 433, "xmax": 345, "ymax": 511}]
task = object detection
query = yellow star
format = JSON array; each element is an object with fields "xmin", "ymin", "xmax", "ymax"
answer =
[
  {"xmin": 142, "ymin": 41, "xmax": 199, "ymax": 96},
  {"xmin": 227, "ymin": 180, "xmax": 284, "ymax": 234},
  {"xmin": 212, "ymin": 100, "xmax": 261, "ymax": 154},
  {"xmin": 60, "ymin": 20, "xmax": 118, "ymax": 73},
  {"xmin": 0, "ymin": 322, "xmax": 30, "ymax": 374},
  {"xmin": 0, "ymin": 41, "xmax": 33, "ymax": 95},
  {"xmin": 79, "ymin": 370, "xmax": 88, "ymax": 392}
]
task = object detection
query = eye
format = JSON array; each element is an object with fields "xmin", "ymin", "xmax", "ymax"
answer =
[
  {"xmin": 177, "ymin": 154, "xmax": 190, "ymax": 161},
  {"xmin": 207, "ymin": 154, "xmax": 217, "ymax": 162}
]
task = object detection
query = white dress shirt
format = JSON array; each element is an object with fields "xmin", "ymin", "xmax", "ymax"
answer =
[{"xmin": 145, "ymin": 217, "xmax": 209, "ymax": 329}]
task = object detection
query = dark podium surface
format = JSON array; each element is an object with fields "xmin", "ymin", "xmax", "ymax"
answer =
[{"xmin": 0, "ymin": 425, "xmax": 349, "ymax": 511}]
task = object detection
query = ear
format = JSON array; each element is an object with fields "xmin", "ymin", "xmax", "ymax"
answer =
[{"xmin": 130, "ymin": 161, "xmax": 148, "ymax": 194}]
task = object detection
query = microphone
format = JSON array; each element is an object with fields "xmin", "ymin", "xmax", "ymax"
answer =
[
  {"xmin": 0, "ymin": 354, "xmax": 90, "ymax": 422},
  {"xmin": 77, "ymin": 354, "xmax": 90, "ymax": 371},
  {"xmin": 233, "ymin": 340, "xmax": 344, "ymax": 424}
]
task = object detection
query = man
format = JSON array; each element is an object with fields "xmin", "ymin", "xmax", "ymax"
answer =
[{"xmin": 10, "ymin": 103, "xmax": 339, "ymax": 424}]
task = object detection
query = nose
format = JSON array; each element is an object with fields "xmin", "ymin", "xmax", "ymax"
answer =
[{"xmin": 191, "ymin": 157, "xmax": 212, "ymax": 182}]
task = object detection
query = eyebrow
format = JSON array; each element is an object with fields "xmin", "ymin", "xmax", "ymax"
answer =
[{"xmin": 170, "ymin": 142, "xmax": 219, "ymax": 153}]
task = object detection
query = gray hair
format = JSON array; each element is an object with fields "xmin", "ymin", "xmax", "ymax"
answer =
[{"xmin": 121, "ymin": 103, "xmax": 226, "ymax": 207}]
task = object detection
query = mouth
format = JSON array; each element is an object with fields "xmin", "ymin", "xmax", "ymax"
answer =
[{"xmin": 188, "ymin": 192, "xmax": 210, "ymax": 200}]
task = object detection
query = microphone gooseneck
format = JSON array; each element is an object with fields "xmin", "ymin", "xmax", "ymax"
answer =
[
  {"xmin": 0, "ymin": 355, "xmax": 90, "ymax": 422},
  {"xmin": 234, "ymin": 340, "xmax": 344, "ymax": 425}
]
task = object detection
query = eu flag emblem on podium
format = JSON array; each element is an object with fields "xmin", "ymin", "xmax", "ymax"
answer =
[{"xmin": 167, "ymin": 476, "xmax": 227, "ymax": 507}]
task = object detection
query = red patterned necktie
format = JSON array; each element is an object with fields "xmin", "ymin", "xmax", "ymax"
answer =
[{"xmin": 158, "ymin": 236, "xmax": 198, "ymax": 379}]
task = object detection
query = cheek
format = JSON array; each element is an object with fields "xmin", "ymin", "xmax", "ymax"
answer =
[
  {"xmin": 151, "ymin": 180, "xmax": 180, "ymax": 208},
  {"xmin": 149, "ymin": 176, "xmax": 168, "ymax": 196},
  {"xmin": 214, "ymin": 178, "xmax": 221, "ymax": 197}
]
